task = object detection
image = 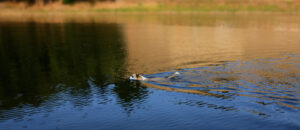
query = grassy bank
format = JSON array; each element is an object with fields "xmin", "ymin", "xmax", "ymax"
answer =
[
  {"xmin": 1, "ymin": 1, "xmax": 300, "ymax": 14},
  {"xmin": 109, "ymin": 4, "xmax": 300, "ymax": 13}
]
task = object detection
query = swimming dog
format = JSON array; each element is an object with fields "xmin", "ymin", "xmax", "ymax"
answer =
[{"xmin": 129, "ymin": 72, "xmax": 180, "ymax": 81}]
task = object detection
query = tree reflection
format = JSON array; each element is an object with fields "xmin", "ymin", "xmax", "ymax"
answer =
[
  {"xmin": 0, "ymin": 22, "xmax": 148, "ymax": 120},
  {"xmin": 114, "ymin": 80, "xmax": 148, "ymax": 114}
]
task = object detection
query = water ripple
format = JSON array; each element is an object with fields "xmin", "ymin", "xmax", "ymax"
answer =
[{"xmin": 145, "ymin": 54, "xmax": 300, "ymax": 110}]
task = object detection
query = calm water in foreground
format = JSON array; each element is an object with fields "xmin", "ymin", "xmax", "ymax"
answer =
[{"xmin": 0, "ymin": 13, "xmax": 300, "ymax": 129}]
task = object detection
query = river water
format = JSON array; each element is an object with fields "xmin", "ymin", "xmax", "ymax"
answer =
[{"xmin": 0, "ymin": 13, "xmax": 299, "ymax": 129}]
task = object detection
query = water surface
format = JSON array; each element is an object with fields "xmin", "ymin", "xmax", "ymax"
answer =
[{"xmin": 0, "ymin": 13, "xmax": 300, "ymax": 129}]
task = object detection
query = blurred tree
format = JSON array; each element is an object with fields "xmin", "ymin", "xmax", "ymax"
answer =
[{"xmin": 0, "ymin": 0, "xmax": 115, "ymax": 4}]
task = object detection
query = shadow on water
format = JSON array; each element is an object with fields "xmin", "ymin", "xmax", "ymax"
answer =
[{"xmin": 0, "ymin": 22, "xmax": 148, "ymax": 120}]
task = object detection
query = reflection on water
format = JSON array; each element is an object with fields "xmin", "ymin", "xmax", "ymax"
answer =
[
  {"xmin": 0, "ymin": 22, "xmax": 148, "ymax": 119},
  {"xmin": 144, "ymin": 54, "xmax": 300, "ymax": 110},
  {"xmin": 0, "ymin": 14, "xmax": 300, "ymax": 129},
  {"xmin": 123, "ymin": 18, "xmax": 300, "ymax": 73}
]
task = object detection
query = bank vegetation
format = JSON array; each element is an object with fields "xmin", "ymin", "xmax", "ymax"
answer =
[{"xmin": 0, "ymin": 0, "xmax": 300, "ymax": 13}]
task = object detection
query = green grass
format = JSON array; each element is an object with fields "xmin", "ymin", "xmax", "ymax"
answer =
[
  {"xmin": 84, "ymin": 4, "xmax": 300, "ymax": 13},
  {"xmin": 5, "ymin": 3, "xmax": 299, "ymax": 14}
]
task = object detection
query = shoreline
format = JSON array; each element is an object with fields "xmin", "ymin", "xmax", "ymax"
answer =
[{"xmin": 1, "ymin": 2, "xmax": 300, "ymax": 15}]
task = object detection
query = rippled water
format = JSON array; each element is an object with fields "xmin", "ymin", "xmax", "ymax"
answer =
[
  {"xmin": 0, "ymin": 13, "xmax": 300, "ymax": 129},
  {"xmin": 145, "ymin": 54, "xmax": 300, "ymax": 108}
]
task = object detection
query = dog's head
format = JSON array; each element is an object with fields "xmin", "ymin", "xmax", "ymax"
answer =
[{"xmin": 129, "ymin": 74, "xmax": 147, "ymax": 80}]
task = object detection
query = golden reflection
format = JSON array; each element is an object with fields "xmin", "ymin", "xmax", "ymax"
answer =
[
  {"xmin": 121, "ymin": 14, "xmax": 300, "ymax": 74},
  {"xmin": 142, "ymin": 82, "xmax": 229, "ymax": 99},
  {"xmin": 123, "ymin": 24, "xmax": 244, "ymax": 73},
  {"xmin": 276, "ymin": 102, "xmax": 299, "ymax": 110}
]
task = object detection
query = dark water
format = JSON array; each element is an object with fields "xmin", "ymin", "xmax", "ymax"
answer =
[{"xmin": 0, "ymin": 14, "xmax": 300, "ymax": 130}]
